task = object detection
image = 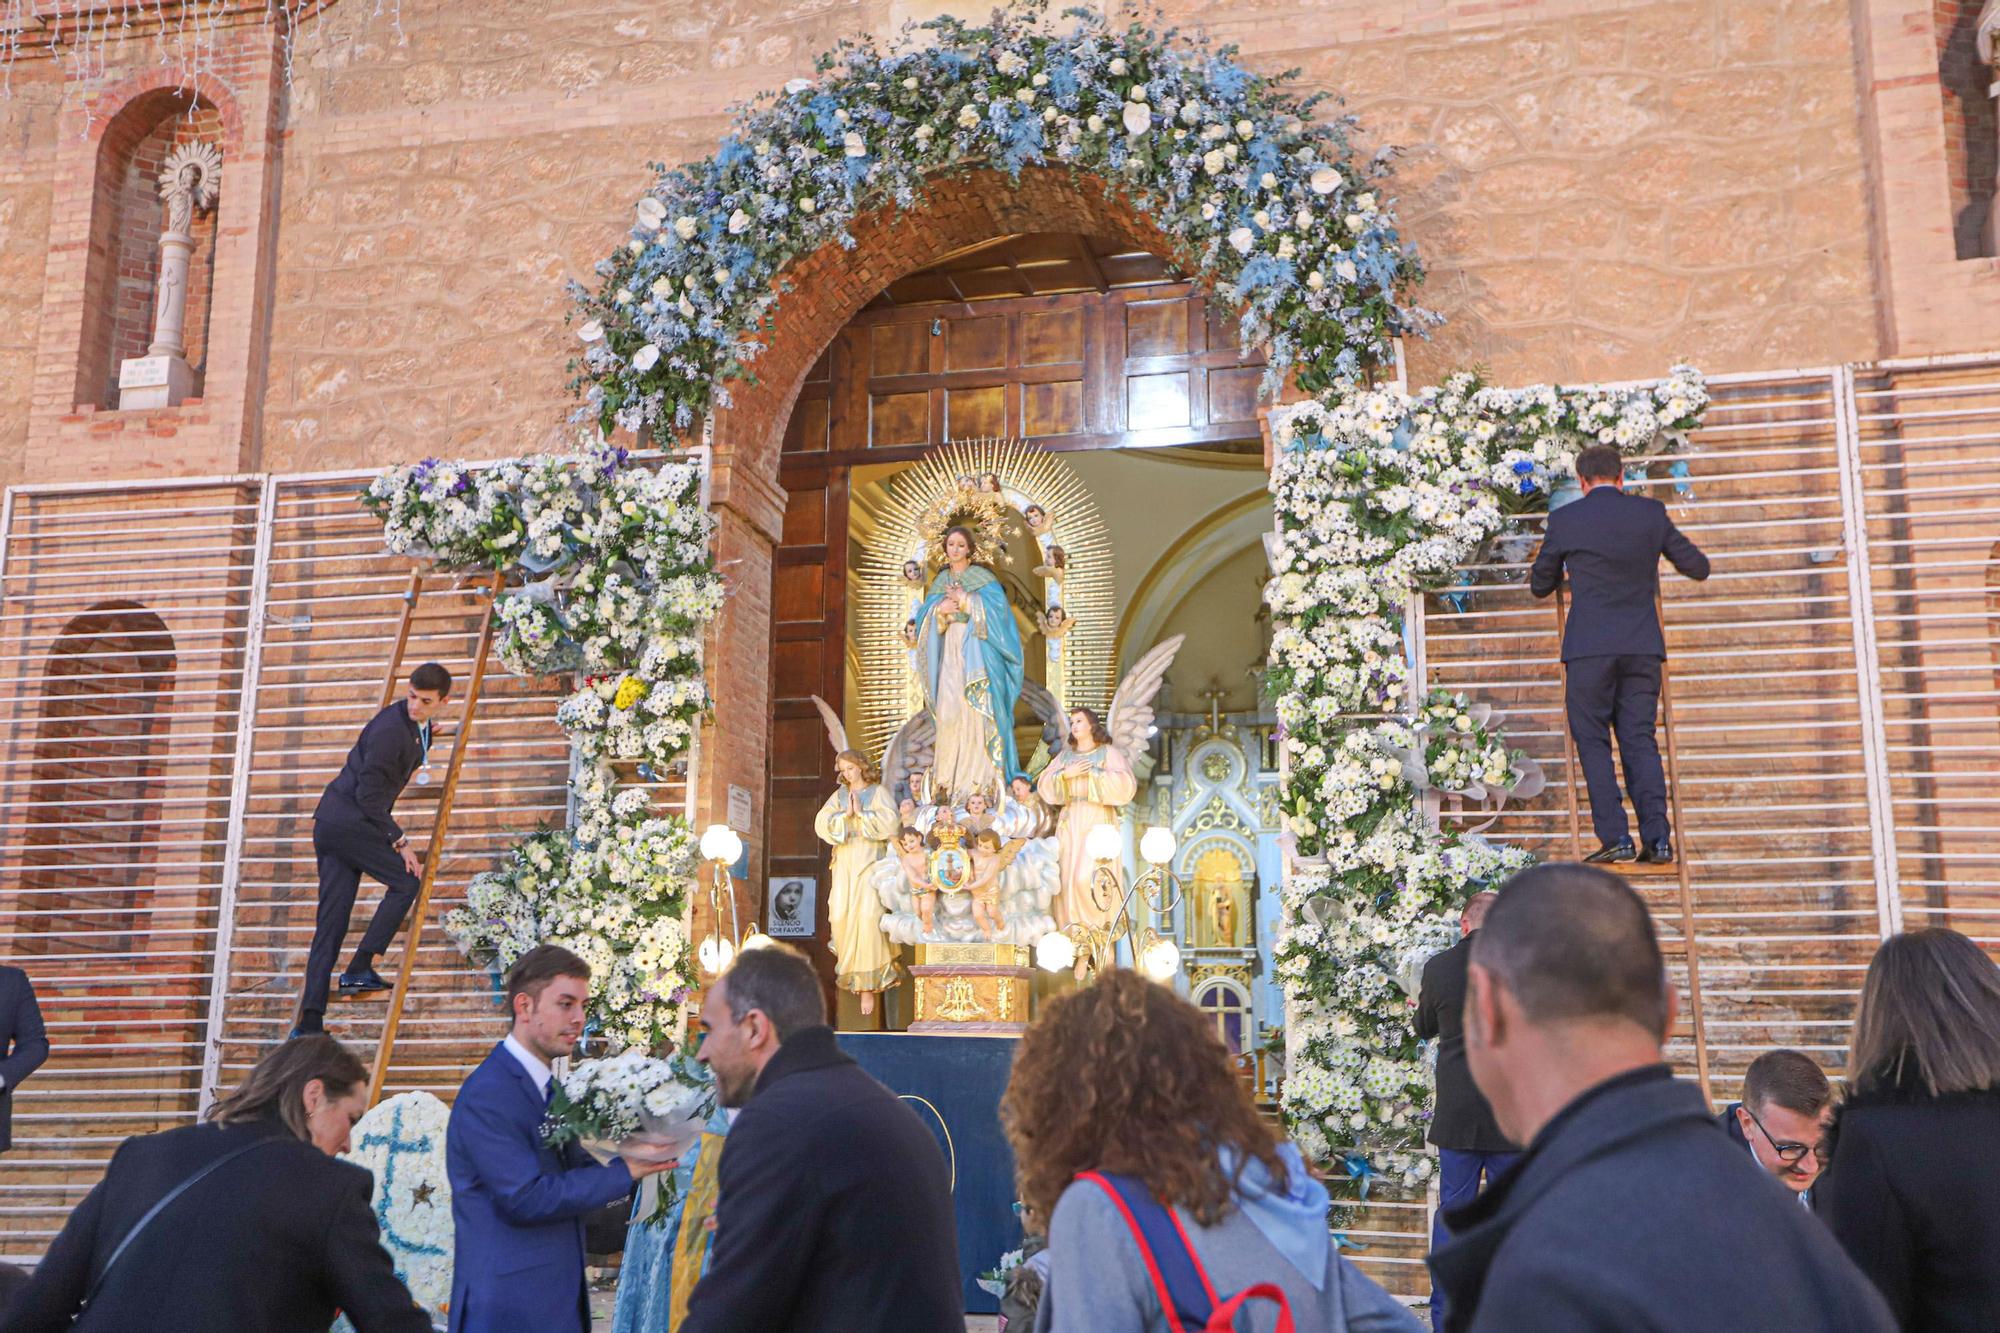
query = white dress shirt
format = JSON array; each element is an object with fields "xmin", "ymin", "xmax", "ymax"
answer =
[{"xmin": 502, "ymin": 1032, "xmax": 552, "ymax": 1100}]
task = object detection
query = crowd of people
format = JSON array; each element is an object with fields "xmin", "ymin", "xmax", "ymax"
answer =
[{"xmin": 0, "ymin": 859, "xmax": 1993, "ymax": 1331}]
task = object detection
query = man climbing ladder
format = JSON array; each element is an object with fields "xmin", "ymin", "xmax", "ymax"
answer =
[
  {"xmin": 291, "ymin": 662, "xmax": 452, "ymax": 1039},
  {"xmin": 1530, "ymin": 444, "xmax": 1710, "ymax": 866}
]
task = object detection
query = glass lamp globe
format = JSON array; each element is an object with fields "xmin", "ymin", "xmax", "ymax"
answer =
[
  {"xmin": 1140, "ymin": 938, "xmax": 1181, "ymax": 982},
  {"xmin": 699, "ymin": 824, "xmax": 743, "ymax": 865},
  {"xmin": 1035, "ymin": 930, "xmax": 1078, "ymax": 973},
  {"xmin": 697, "ymin": 935, "xmax": 736, "ymax": 975},
  {"xmin": 1139, "ymin": 826, "xmax": 1177, "ymax": 866},
  {"xmin": 1084, "ymin": 822, "xmax": 1123, "ymax": 863}
]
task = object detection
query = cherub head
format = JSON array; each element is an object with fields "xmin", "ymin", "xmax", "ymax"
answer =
[
  {"xmin": 1010, "ymin": 775, "xmax": 1034, "ymax": 803},
  {"xmin": 956, "ymin": 473, "xmax": 977, "ymax": 491},
  {"xmin": 973, "ymin": 829, "xmax": 1003, "ymax": 854},
  {"xmin": 1024, "ymin": 504, "xmax": 1049, "ymax": 532},
  {"xmin": 980, "ymin": 472, "xmax": 1002, "ymax": 493},
  {"xmin": 1049, "ymin": 545, "xmax": 1066, "ymax": 567},
  {"xmin": 933, "ymin": 801, "xmax": 959, "ymax": 828},
  {"xmin": 900, "ymin": 619, "xmax": 919, "ymax": 648},
  {"xmin": 897, "ymin": 826, "xmax": 925, "ymax": 853},
  {"xmin": 898, "ymin": 797, "xmax": 917, "ymax": 822},
  {"xmin": 964, "ymin": 790, "xmax": 990, "ymax": 818},
  {"xmin": 902, "ymin": 559, "xmax": 923, "ymax": 583}
]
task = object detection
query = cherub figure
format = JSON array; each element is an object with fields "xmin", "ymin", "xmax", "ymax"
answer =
[
  {"xmin": 965, "ymin": 829, "xmax": 1025, "ymax": 941},
  {"xmin": 1023, "ymin": 504, "xmax": 1051, "ymax": 534},
  {"xmin": 1042, "ymin": 605, "xmax": 1074, "ymax": 639},
  {"xmin": 979, "ymin": 471, "xmax": 1003, "ymax": 494},
  {"xmin": 900, "ymin": 618, "xmax": 919, "ymax": 649},
  {"xmin": 1006, "ymin": 774, "xmax": 1055, "ymax": 839},
  {"xmin": 960, "ymin": 788, "xmax": 995, "ymax": 834},
  {"xmin": 956, "ymin": 473, "xmax": 978, "ymax": 491},
  {"xmin": 901, "ymin": 559, "xmax": 925, "ymax": 587},
  {"xmin": 1033, "ymin": 545, "xmax": 1068, "ymax": 583},
  {"xmin": 895, "ymin": 826, "xmax": 937, "ymax": 932}
]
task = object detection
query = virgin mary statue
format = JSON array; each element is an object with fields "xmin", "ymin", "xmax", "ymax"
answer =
[{"xmin": 916, "ymin": 525, "xmax": 1024, "ymax": 801}]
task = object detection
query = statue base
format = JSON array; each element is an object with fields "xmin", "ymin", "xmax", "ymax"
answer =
[
  {"xmin": 907, "ymin": 942, "xmax": 1033, "ymax": 1034},
  {"xmin": 118, "ymin": 353, "xmax": 194, "ymax": 410}
]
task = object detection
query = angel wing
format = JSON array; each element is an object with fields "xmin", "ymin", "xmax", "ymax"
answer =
[
  {"xmin": 880, "ymin": 709, "xmax": 937, "ymax": 805},
  {"xmin": 1019, "ymin": 677, "xmax": 1065, "ymax": 752},
  {"xmin": 1106, "ymin": 634, "xmax": 1185, "ymax": 768},
  {"xmin": 809, "ymin": 695, "xmax": 848, "ymax": 755}
]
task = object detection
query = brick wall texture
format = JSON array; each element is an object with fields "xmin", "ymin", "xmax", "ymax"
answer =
[{"xmin": 0, "ymin": 0, "xmax": 1992, "ymax": 491}]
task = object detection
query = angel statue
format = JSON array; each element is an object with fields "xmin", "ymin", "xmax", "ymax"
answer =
[
  {"xmin": 1036, "ymin": 635, "xmax": 1183, "ymax": 930},
  {"xmin": 915, "ymin": 525, "xmax": 1025, "ymax": 802},
  {"xmin": 810, "ymin": 700, "xmax": 902, "ymax": 1015}
]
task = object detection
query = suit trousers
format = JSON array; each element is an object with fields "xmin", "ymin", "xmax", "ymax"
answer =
[
  {"xmin": 1429, "ymin": 1148, "xmax": 1521, "ymax": 1333},
  {"xmin": 300, "ymin": 818, "xmax": 420, "ymax": 1016},
  {"xmin": 1564, "ymin": 653, "xmax": 1670, "ymax": 848}
]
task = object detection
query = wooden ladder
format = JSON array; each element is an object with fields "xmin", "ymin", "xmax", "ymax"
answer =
[
  {"xmin": 363, "ymin": 567, "xmax": 506, "ymax": 1106},
  {"xmin": 1552, "ymin": 586, "xmax": 1713, "ymax": 1106}
]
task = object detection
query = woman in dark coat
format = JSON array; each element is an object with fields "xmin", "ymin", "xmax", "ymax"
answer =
[
  {"xmin": 7, "ymin": 1035, "xmax": 429, "ymax": 1333},
  {"xmin": 1818, "ymin": 928, "xmax": 2000, "ymax": 1332}
]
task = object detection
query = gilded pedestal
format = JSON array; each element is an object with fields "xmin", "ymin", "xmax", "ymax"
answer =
[{"xmin": 906, "ymin": 942, "xmax": 1033, "ymax": 1034}]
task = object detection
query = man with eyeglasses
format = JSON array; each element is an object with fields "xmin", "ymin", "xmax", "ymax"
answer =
[{"xmin": 1720, "ymin": 1048, "xmax": 1832, "ymax": 1208}]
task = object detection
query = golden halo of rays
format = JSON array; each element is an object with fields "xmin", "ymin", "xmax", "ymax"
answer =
[{"xmin": 854, "ymin": 438, "xmax": 1115, "ymax": 766}]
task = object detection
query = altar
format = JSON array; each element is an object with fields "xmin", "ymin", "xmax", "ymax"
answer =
[{"xmin": 837, "ymin": 1032, "xmax": 1022, "ymax": 1315}]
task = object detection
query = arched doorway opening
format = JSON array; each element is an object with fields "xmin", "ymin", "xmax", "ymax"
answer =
[
  {"xmin": 761, "ymin": 220, "xmax": 1274, "ymax": 1018},
  {"xmin": 17, "ymin": 602, "xmax": 177, "ymax": 958}
]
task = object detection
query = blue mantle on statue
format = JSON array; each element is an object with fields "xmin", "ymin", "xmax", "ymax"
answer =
[{"xmin": 837, "ymin": 1032, "xmax": 1022, "ymax": 1315}]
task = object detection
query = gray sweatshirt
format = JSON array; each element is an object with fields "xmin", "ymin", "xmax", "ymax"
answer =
[{"xmin": 1031, "ymin": 1178, "xmax": 1426, "ymax": 1333}]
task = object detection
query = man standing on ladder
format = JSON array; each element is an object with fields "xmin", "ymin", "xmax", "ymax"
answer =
[
  {"xmin": 291, "ymin": 663, "xmax": 453, "ymax": 1040},
  {"xmin": 1531, "ymin": 445, "xmax": 1709, "ymax": 866}
]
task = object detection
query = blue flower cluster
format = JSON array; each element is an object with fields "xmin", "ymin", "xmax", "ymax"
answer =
[{"xmin": 568, "ymin": 0, "xmax": 1429, "ymax": 438}]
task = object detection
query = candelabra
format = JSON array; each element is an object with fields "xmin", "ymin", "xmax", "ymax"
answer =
[
  {"xmin": 1034, "ymin": 824, "xmax": 1184, "ymax": 983},
  {"xmin": 695, "ymin": 824, "xmax": 767, "ymax": 974}
]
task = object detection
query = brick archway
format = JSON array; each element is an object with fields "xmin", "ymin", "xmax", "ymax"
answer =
[{"xmin": 695, "ymin": 165, "xmax": 1207, "ymax": 927}]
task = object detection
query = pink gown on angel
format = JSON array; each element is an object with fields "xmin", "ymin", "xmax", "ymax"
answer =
[{"xmin": 1037, "ymin": 743, "xmax": 1137, "ymax": 930}]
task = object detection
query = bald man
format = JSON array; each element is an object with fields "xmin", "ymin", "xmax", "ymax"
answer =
[
  {"xmin": 1428, "ymin": 864, "xmax": 1891, "ymax": 1332},
  {"xmin": 1415, "ymin": 891, "xmax": 1513, "ymax": 1332}
]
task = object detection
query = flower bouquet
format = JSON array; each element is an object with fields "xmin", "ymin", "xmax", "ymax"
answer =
[{"xmin": 543, "ymin": 1050, "xmax": 714, "ymax": 1173}]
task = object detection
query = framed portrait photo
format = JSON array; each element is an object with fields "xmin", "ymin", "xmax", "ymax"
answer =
[{"xmin": 766, "ymin": 876, "xmax": 817, "ymax": 938}]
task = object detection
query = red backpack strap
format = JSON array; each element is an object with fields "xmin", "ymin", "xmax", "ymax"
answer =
[
  {"xmin": 1208, "ymin": 1282, "xmax": 1296, "ymax": 1333},
  {"xmin": 1077, "ymin": 1171, "xmax": 1214, "ymax": 1333}
]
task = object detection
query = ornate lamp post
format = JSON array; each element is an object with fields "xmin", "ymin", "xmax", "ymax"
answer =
[
  {"xmin": 1034, "ymin": 824, "xmax": 1184, "ymax": 983},
  {"xmin": 695, "ymin": 824, "xmax": 746, "ymax": 975}
]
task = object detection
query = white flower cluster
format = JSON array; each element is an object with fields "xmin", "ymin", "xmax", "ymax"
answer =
[
  {"xmin": 338, "ymin": 1092, "xmax": 453, "ymax": 1322},
  {"xmin": 546, "ymin": 1050, "xmax": 714, "ymax": 1147},
  {"xmin": 572, "ymin": 1, "xmax": 1431, "ymax": 439},
  {"xmin": 443, "ymin": 803, "xmax": 702, "ymax": 1052},
  {"xmin": 366, "ymin": 448, "xmax": 720, "ymax": 778},
  {"xmin": 1266, "ymin": 369, "xmax": 1707, "ymax": 1188}
]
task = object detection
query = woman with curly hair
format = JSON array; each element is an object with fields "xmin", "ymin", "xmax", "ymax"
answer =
[{"xmin": 1001, "ymin": 970, "xmax": 1420, "ymax": 1333}]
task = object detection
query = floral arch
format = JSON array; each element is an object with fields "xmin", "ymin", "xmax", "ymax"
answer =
[{"xmin": 370, "ymin": 0, "xmax": 1713, "ymax": 1188}]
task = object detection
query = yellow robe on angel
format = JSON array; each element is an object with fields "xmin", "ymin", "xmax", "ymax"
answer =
[
  {"xmin": 815, "ymin": 783, "xmax": 902, "ymax": 992},
  {"xmin": 1036, "ymin": 745, "xmax": 1138, "ymax": 930}
]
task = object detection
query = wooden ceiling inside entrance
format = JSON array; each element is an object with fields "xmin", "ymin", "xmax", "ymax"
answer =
[{"xmin": 864, "ymin": 232, "xmax": 1182, "ymax": 308}]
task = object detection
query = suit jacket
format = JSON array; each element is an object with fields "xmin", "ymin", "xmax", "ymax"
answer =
[
  {"xmin": 447, "ymin": 1042, "xmax": 634, "ymax": 1333},
  {"xmin": 1414, "ymin": 938, "xmax": 1512, "ymax": 1153},
  {"xmin": 0, "ymin": 966, "xmax": 48, "ymax": 1152},
  {"xmin": 6, "ymin": 1115, "xmax": 429, "ymax": 1333},
  {"xmin": 679, "ymin": 1026, "xmax": 962, "ymax": 1333},
  {"xmin": 1429, "ymin": 1065, "xmax": 1894, "ymax": 1333},
  {"xmin": 1529, "ymin": 486, "xmax": 1710, "ymax": 660},
  {"xmin": 1818, "ymin": 1084, "xmax": 2000, "ymax": 1332},
  {"xmin": 317, "ymin": 700, "xmax": 429, "ymax": 846}
]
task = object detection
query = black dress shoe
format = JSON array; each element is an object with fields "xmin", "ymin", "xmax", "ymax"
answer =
[
  {"xmin": 1582, "ymin": 839, "xmax": 1636, "ymax": 864},
  {"xmin": 1638, "ymin": 839, "xmax": 1675, "ymax": 865},
  {"xmin": 338, "ymin": 968, "xmax": 391, "ymax": 995}
]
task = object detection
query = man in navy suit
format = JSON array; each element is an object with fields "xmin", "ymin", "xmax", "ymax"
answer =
[
  {"xmin": 1530, "ymin": 444, "xmax": 1709, "ymax": 864},
  {"xmin": 294, "ymin": 662, "xmax": 452, "ymax": 1037},
  {"xmin": 447, "ymin": 945, "xmax": 672, "ymax": 1333},
  {"xmin": 0, "ymin": 965, "xmax": 48, "ymax": 1154}
]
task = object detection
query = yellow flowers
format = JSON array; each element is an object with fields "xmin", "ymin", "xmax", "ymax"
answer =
[{"xmin": 613, "ymin": 677, "xmax": 649, "ymax": 711}]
